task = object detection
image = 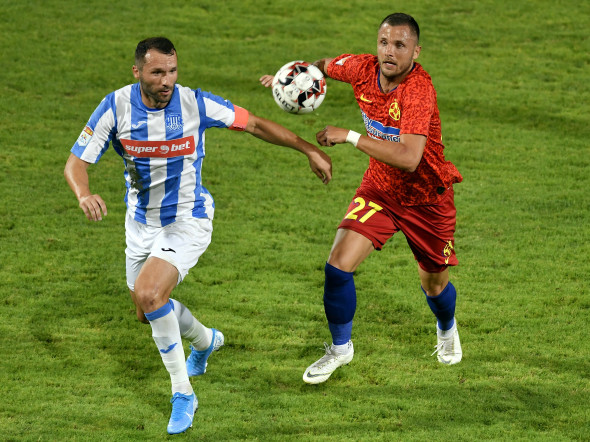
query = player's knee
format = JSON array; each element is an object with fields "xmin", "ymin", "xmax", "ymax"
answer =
[
  {"xmin": 133, "ymin": 282, "xmax": 150, "ymax": 303},
  {"xmin": 133, "ymin": 281, "xmax": 164, "ymax": 313},
  {"xmin": 419, "ymin": 265, "xmax": 449, "ymax": 296},
  {"xmin": 326, "ymin": 251, "xmax": 358, "ymax": 273},
  {"xmin": 422, "ymin": 282, "xmax": 446, "ymax": 296},
  {"xmin": 129, "ymin": 290, "xmax": 150, "ymax": 323},
  {"xmin": 422, "ymin": 277, "xmax": 451, "ymax": 296}
]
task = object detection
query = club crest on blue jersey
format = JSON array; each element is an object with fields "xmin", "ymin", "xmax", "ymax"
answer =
[{"xmin": 166, "ymin": 114, "xmax": 183, "ymax": 131}]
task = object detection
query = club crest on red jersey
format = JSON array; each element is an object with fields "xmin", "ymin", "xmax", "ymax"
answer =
[{"xmin": 389, "ymin": 100, "xmax": 401, "ymax": 121}]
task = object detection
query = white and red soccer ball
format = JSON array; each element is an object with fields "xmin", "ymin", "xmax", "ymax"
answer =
[{"xmin": 272, "ymin": 61, "xmax": 327, "ymax": 114}]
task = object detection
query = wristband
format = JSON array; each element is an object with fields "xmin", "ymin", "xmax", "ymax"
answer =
[{"xmin": 346, "ymin": 130, "xmax": 361, "ymax": 147}]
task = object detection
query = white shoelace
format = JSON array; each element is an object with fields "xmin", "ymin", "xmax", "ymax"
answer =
[
  {"xmin": 432, "ymin": 335, "xmax": 454, "ymax": 356},
  {"xmin": 314, "ymin": 343, "xmax": 336, "ymax": 367}
]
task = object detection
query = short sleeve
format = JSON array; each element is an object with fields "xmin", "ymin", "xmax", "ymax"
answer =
[
  {"xmin": 326, "ymin": 54, "xmax": 371, "ymax": 84},
  {"xmin": 71, "ymin": 93, "xmax": 116, "ymax": 163}
]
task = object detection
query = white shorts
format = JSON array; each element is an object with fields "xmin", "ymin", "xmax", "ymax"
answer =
[{"xmin": 125, "ymin": 214, "xmax": 213, "ymax": 292}]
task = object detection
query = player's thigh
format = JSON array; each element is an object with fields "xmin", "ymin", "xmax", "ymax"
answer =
[
  {"xmin": 333, "ymin": 193, "xmax": 399, "ymax": 272},
  {"xmin": 134, "ymin": 256, "xmax": 181, "ymax": 312},
  {"xmin": 328, "ymin": 228, "xmax": 375, "ymax": 272}
]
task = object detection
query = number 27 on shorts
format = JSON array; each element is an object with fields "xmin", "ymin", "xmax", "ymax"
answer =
[{"xmin": 344, "ymin": 197, "xmax": 383, "ymax": 223}]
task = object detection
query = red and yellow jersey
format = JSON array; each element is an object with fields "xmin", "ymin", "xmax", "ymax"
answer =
[{"xmin": 327, "ymin": 54, "xmax": 462, "ymax": 206}]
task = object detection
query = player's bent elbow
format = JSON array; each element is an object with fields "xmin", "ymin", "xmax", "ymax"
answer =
[
  {"xmin": 383, "ymin": 146, "xmax": 422, "ymax": 172},
  {"xmin": 399, "ymin": 158, "xmax": 421, "ymax": 173},
  {"xmin": 382, "ymin": 158, "xmax": 417, "ymax": 172},
  {"xmin": 404, "ymin": 153, "xmax": 423, "ymax": 173}
]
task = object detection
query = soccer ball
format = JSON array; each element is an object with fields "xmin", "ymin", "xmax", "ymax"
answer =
[{"xmin": 271, "ymin": 61, "xmax": 327, "ymax": 114}]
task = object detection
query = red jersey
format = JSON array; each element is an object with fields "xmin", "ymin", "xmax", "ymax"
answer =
[{"xmin": 327, "ymin": 54, "xmax": 462, "ymax": 206}]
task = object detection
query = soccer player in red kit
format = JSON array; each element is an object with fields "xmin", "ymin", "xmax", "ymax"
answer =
[{"xmin": 263, "ymin": 12, "xmax": 463, "ymax": 383}]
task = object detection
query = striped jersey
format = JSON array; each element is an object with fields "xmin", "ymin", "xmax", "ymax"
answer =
[
  {"xmin": 327, "ymin": 54, "xmax": 462, "ymax": 206},
  {"xmin": 71, "ymin": 82, "xmax": 245, "ymax": 226}
]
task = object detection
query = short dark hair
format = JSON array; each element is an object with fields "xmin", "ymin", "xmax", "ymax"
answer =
[
  {"xmin": 135, "ymin": 37, "xmax": 176, "ymax": 66},
  {"xmin": 380, "ymin": 13, "xmax": 420, "ymax": 42}
]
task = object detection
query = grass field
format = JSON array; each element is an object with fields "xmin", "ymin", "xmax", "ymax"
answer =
[{"xmin": 1, "ymin": 0, "xmax": 589, "ymax": 440}]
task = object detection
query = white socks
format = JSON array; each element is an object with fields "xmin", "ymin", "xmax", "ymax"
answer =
[
  {"xmin": 146, "ymin": 303, "xmax": 192, "ymax": 395},
  {"xmin": 437, "ymin": 320, "xmax": 457, "ymax": 339},
  {"xmin": 170, "ymin": 298, "xmax": 213, "ymax": 350},
  {"xmin": 146, "ymin": 299, "xmax": 214, "ymax": 395}
]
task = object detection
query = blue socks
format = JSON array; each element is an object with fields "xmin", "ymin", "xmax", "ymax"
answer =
[
  {"xmin": 324, "ymin": 263, "xmax": 356, "ymax": 345},
  {"xmin": 328, "ymin": 321, "xmax": 353, "ymax": 345},
  {"xmin": 424, "ymin": 282, "xmax": 457, "ymax": 331},
  {"xmin": 323, "ymin": 262, "xmax": 458, "ymax": 341}
]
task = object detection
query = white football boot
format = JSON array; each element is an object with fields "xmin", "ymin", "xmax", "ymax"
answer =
[
  {"xmin": 432, "ymin": 321, "xmax": 462, "ymax": 365},
  {"xmin": 303, "ymin": 341, "xmax": 354, "ymax": 384}
]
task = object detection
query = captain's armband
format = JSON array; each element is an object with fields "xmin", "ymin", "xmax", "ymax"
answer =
[{"xmin": 228, "ymin": 105, "xmax": 249, "ymax": 131}]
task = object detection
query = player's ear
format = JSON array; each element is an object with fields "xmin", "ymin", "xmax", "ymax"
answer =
[
  {"xmin": 413, "ymin": 45, "xmax": 421, "ymax": 61},
  {"xmin": 132, "ymin": 65, "xmax": 140, "ymax": 80}
]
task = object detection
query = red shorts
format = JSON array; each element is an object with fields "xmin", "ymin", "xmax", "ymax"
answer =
[{"xmin": 338, "ymin": 186, "xmax": 458, "ymax": 273}]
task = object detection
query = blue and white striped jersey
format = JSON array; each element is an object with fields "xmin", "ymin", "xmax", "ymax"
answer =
[{"xmin": 71, "ymin": 82, "xmax": 242, "ymax": 226}]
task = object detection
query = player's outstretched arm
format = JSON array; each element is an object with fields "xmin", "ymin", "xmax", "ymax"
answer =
[
  {"xmin": 64, "ymin": 153, "xmax": 108, "ymax": 221},
  {"xmin": 245, "ymin": 113, "xmax": 332, "ymax": 184},
  {"xmin": 317, "ymin": 125, "xmax": 425, "ymax": 173}
]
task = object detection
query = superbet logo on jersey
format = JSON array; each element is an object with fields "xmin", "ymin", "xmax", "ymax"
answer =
[{"xmin": 120, "ymin": 136, "xmax": 196, "ymax": 158}]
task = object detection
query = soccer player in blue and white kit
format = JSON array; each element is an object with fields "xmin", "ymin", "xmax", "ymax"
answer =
[{"xmin": 64, "ymin": 37, "xmax": 332, "ymax": 435}]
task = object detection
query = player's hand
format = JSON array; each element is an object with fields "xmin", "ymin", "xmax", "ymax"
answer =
[
  {"xmin": 316, "ymin": 125, "xmax": 349, "ymax": 147},
  {"xmin": 307, "ymin": 148, "xmax": 332, "ymax": 184},
  {"xmin": 259, "ymin": 75, "xmax": 274, "ymax": 88},
  {"xmin": 79, "ymin": 194, "xmax": 107, "ymax": 221}
]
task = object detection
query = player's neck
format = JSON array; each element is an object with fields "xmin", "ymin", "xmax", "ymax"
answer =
[
  {"xmin": 141, "ymin": 94, "xmax": 169, "ymax": 109},
  {"xmin": 378, "ymin": 77, "xmax": 399, "ymax": 94},
  {"xmin": 378, "ymin": 63, "xmax": 414, "ymax": 94},
  {"xmin": 139, "ymin": 88, "xmax": 171, "ymax": 110}
]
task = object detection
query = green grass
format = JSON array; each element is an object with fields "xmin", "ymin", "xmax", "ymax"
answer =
[{"xmin": 1, "ymin": 0, "xmax": 589, "ymax": 440}]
